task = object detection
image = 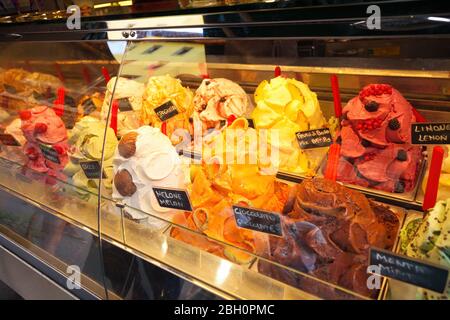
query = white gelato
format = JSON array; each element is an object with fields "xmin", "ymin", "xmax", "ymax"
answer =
[{"xmin": 112, "ymin": 126, "xmax": 185, "ymax": 229}]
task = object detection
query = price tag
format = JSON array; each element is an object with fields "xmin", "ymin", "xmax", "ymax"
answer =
[
  {"xmin": 81, "ymin": 98, "xmax": 98, "ymax": 115},
  {"xmin": 39, "ymin": 144, "xmax": 60, "ymax": 164},
  {"xmin": 154, "ymin": 101, "xmax": 179, "ymax": 122},
  {"xmin": 369, "ymin": 248, "xmax": 449, "ymax": 293},
  {"xmin": 152, "ymin": 187, "xmax": 192, "ymax": 211},
  {"xmin": 296, "ymin": 128, "xmax": 332, "ymax": 150},
  {"xmin": 0, "ymin": 133, "xmax": 21, "ymax": 146},
  {"xmin": 233, "ymin": 205, "xmax": 283, "ymax": 237},
  {"xmin": 117, "ymin": 98, "xmax": 133, "ymax": 112},
  {"xmin": 411, "ymin": 122, "xmax": 450, "ymax": 145},
  {"xmin": 80, "ymin": 161, "xmax": 106, "ymax": 179}
]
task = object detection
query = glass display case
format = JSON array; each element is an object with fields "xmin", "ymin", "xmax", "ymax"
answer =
[{"xmin": 0, "ymin": 0, "xmax": 449, "ymax": 300}]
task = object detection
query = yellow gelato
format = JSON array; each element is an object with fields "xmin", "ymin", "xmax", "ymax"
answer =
[
  {"xmin": 252, "ymin": 76, "xmax": 331, "ymax": 175},
  {"xmin": 65, "ymin": 116, "xmax": 118, "ymax": 196},
  {"xmin": 141, "ymin": 75, "xmax": 194, "ymax": 145}
]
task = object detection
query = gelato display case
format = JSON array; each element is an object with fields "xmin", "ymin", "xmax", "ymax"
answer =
[{"xmin": 0, "ymin": 0, "xmax": 449, "ymax": 300}]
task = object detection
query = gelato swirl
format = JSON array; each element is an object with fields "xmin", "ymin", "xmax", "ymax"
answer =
[
  {"xmin": 258, "ymin": 178, "xmax": 399, "ymax": 298},
  {"xmin": 20, "ymin": 106, "xmax": 69, "ymax": 181},
  {"xmin": 65, "ymin": 116, "xmax": 118, "ymax": 196},
  {"xmin": 336, "ymin": 84, "xmax": 423, "ymax": 193},
  {"xmin": 193, "ymin": 78, "xmax": 248, "ymax": 132},
  {"xmin": 102, "ymin": 77, "xmax": 144, "ymax": 137},
  {"xmin": 251, "ymin": 76, "xmax": 330, "ymax": 175},
  {"xmin": 112, "ymin": 126, "xmax": 185, "ymax": 229},
  {"xmin": 141, "ymin": 75, "xmax": 194, "ymax": 145},
  {"xmin": 399, "ymin": 199, "xmax": 450, "ymax": 299}
]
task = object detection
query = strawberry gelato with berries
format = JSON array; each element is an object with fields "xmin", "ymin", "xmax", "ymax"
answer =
[
  {"xmin": 334, "ymin": 84, "xmax": 422, "ymax": 193},
  {"xmin": 20, "ymin": 106, "xmax": 69, "ymax": 182}
]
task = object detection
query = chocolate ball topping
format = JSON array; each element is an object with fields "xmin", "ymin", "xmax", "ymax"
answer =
[
  {"xmin": 388, "ymin": 118, "xmax": 400, "ymax": 130},
  {"xmin": 397, "ymin": 150, "xmax": 407, "ymax": 162},
  {"xmin": 364, "ymin": 101, "xmax": 379, "ymax": 112},
  {"xmin": 361, "ymin": 139, "xmax": 371, "ymax": 148},
  {"xmin": 394, "ymin": 180, "xmax": 405, "ymax": 193}
]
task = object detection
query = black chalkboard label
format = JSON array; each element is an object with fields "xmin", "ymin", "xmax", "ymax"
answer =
[
  {"xmin": 39, "ymin": 144, "xmax": 60, "ymax": 164},
  {"xmin": 411, "ymin": 122, "xmax": 450, "ymax": 145},
  {"xmin": 233, "ymin": 205, "xmax": 283, "ymax": 237},
  {"xmin": 154, "ymin": 101, "xmax": 179, "ymax": 122},
  {"xmin": 0, "ymin": 133, "xmax": 21, "ymax": 146},
  {"xmin": 369, "ymin": 248, "xmax": 449, "ymax": 293},
  {"xmin": 152, "ymin": 187, "xmax": 192, "ymax": 211},
  {"xmin": 296, "ymin": 128, "xmax": 332, "ymax": 150},
  {"xmin": 80, "ymin": 161, "xmax": 106, "ymax": 179},
  {"xmin": 117, "ymin": 98, "xmax": 133, "ymax": 112}
]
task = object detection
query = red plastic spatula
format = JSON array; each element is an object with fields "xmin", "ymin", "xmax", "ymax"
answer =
[
  {"xmin": 82, "ymin": 66, "xmax": 92, "ymax": 86},
  {"xmin": 101, "ymin": 66, "xmax": 111, "ymax": 85},
  {"xmin": 53, "ymin": 87, "xmax": 65, "ymax": 117},
  {"xmin": 110, "ymin": 100, "xmax": 119, "ymax": 136},
  {"xmin": 423, "ymin": 146, "xmax": 444, "ymax": 211},
  {"xmin": 324, "ymin": 74, "xmax": 343, "ymax": 182},
  {"xmin": 54, "ymin": 63, "xmax": 65, "ymax": 84},
  {"xmin": 324, "ymin": 143, "xmax": 341, "ymax": 181},
  {"xmin": 274, "ymin": 66, "xmax": 281, "ymax": 77},
  {"xmin": 330, "ymin": 75, "xmax": 342, "ymax": 119},
  {"xmin": 198, "ymin": 63, "xmax": 209, "ymax": 79}
]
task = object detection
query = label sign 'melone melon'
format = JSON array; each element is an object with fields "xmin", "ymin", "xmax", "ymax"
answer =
[{"xmin": 152, "ymin": 187, "xmax": 192, "ymax": 211}]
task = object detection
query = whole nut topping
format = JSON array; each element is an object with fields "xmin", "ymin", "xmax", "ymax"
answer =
[
  {"xmin": 118, "ymin": 131, "xmax": 138, "ymax": 158},
  {"xmin": 114, "ymin": 169, "xmax": 137, "ymax": 197}
]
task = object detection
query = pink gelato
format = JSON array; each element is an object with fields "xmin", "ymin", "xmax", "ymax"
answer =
[
  {"xmin": 20, "ymin": 106, "xmax": 69, "ymax": 181},
  {"xmin": 335, "ymin": 84, "xmax": 422, "ymax": 193},
  {"xmin": 193, "ymin": 78, "xmax": 248, "ymax": 131}
]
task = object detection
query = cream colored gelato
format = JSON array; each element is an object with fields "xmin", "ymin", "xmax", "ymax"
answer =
[{"xmin": 101, "ymin": 77, "xmax": 144, "ymax": 137}]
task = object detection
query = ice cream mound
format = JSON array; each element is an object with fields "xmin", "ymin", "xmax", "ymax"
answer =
[
  {"xmin": 198, "ymin": 117, "xmax": 279, "ymax": 173},
  {"xmin": 0, "ymin": 68, "xmax": 62, "ymax": 111},
  {"xmin": 141, "ymin": 75, "xmax": 194, "ymax": 145},
  {"xmin": 170, "ymin": 158, "xmax": 291, "ymax": 265},
  {"xmin": 335, "ymin": 84, "xmax": 422, "ymax": 193},
  {"xmin": 193, "ymin": 78, "xmax": 248, "ymax": 133},
  {"xmin": 102, "ymin": 77, "xmax": 144, "ymax": 137},
  {"xmin": 65, "ymin": 116, "xmax": 118, "ymax": 195},
  {"xmin": 422, "ymin": 145, "xmax": 450, "ymax": 202},
  {"xmin": 258, "ymin": 178, "xmax": 400, "ymax": 298},
  {"xmin": 400, "ymin": 199, "xmax": 450, "ymax": 299},
  {"xmin": 251, "ymin": 76, "xmax": 331, "ymax": 175},
  {"xmin": 0, "ymin": 118, "xmax": 27, "ymax": 165},
  {"xmin": 112, "ymin": 126, "xmax": 185, "ymax": 229},
  {"xmin": 19, "ymin": 106, "xmax": 69, "ymax": 180}
]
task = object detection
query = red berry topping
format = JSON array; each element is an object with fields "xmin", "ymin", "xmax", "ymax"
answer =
[
  {"xmin": 34, "ymin": 123, "xmax": 48, "ymax": 134},
  {"xmin": 26, "ymin": 147, "xmax": 38, "ymax": 160},
  {"xmin": 227, "ymin": 114, "xmax": 237, "ymax": 126},
  {"xmin": 53, "ymin": 145, "xmax": 64, "ymax": 155},
  {"xmin": 359, "ymin": 84, "xmax": 393, "ymax": 100},
  {"xmin": 19, "ymin": 110, "xmax": 32, "ymax": 120}
]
